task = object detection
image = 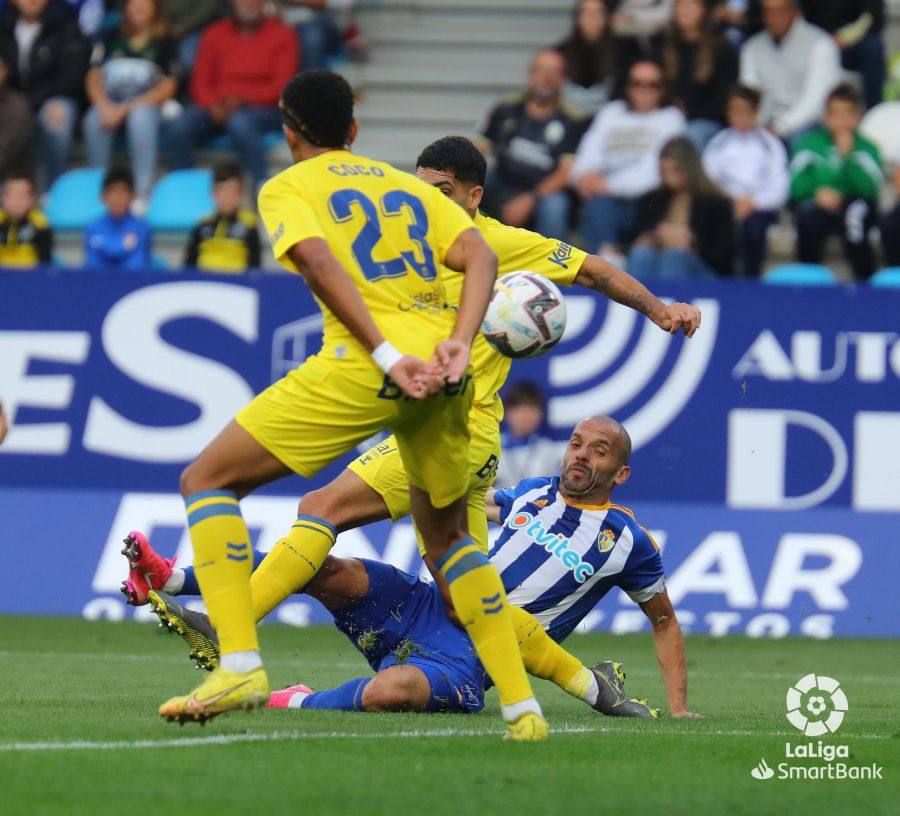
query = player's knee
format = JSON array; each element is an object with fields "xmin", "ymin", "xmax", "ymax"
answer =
[{"xmin": 361, "ymin": 670, "xmax": 427, "ymax": 712}]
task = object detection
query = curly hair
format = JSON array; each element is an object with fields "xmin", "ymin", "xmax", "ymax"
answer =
[
  {"xmin": 415, "ymin": 136, "xmax": 487, "ymax": 187},
  {"xmin": 280, "ymin": 70, "xmax": 355, "ymax": 149}
]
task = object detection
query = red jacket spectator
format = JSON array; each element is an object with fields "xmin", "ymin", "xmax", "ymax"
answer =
[{"xmin": 190, "ymin": 16, "xmax": 298, "ymax": 109}]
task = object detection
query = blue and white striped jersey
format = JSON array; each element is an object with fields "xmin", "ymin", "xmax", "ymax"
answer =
[{"xmin": 491, "ymin": 476, "xmax": 665, "ymax": 642}]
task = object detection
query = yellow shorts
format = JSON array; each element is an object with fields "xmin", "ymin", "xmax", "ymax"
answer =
[
  {"xmin": 235, "ymin": 354, "xmax": 473, "ymax": 508},
  {"xmin": 347, "ymin": 407, "xmax": 500, "ymax": 554}
]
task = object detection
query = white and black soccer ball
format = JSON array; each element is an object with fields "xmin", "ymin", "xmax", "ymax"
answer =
[{"xmin": 481, "ymin": 272, "xmax": 567, "ymax": 359}]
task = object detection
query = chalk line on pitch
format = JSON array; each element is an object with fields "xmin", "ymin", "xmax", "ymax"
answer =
[{"xmin": 0, "ymin": 724, "xmax": 892, "ymax": 753}]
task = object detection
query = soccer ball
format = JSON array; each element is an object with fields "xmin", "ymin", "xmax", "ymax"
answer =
[{"xmin": 481, "ymin": 272, "xmax": 567, "ymax": 358}]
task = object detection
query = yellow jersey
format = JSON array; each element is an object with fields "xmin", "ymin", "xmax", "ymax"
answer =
[
  {"xmin": 441, "ymin": 211, "xmax": 587, "ymax": 420},
  {"xmin": 258, "ymin": 150, "xmax": 473, "ymax": 364}
]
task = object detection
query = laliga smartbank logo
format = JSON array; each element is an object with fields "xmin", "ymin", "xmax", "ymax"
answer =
[{"xmin": 750, "ymin": 674, "xmax": 883, "ymax": 782}]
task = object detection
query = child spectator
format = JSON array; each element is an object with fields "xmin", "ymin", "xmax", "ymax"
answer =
[
  {"xmin": 83, "ymin": 0, "xmax": 180, "ymax": 203},
  {"xmin": 478, "ymin": 49, "xmax": 585, "ymax": 241},
  {"xmin": 790, "ymin": 83, "xmax": 883, "ymax": 280},
  {"xmin": 0, "ymin": 174, "xmax": 52, "ymax": 267},
  {"xmin": 184, "ymin": 162, "xmax": 260, "ymax": 272},
  {"xmin": 662, "ymin": 0, "xmax": 738, "ymax": 149},
  {"xmin": 627, "ymin": 136, "xmax": 736, "ymax": 278},
  {"xmin": 571, "ymin": 59, "xmax": 685, "ymax": 259},
  {"xmin": 556, "ymin": 0, "xmax": 630, "ymax": 116},
  {"xmin": 495, "ymin": 381, "xmax": 562, "ymax": 489},
  {"xmin": 84, "ymin": 167, "xmax": 152, "ymax": 271},
  {"xmin": 165, "ymin": 0, "xmax": 298, "ymax": 190},
  {"xmin": 703, "ymin": 84, "xmax": 789, "ymax": 276}
]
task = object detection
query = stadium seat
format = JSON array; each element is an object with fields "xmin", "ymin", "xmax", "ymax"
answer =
[
  {"xmin": 869, "ymin": 267, "xmax": 900, "ymax": 287},
  {"xmin": 763, "ymin": 264, "xmax": 839, "ymax": 285},
  {"xmin": 45, "ymin": 168, "xmax": 106, "ymax": 230},
  {"xmin": 146, "ymin": 169, "xmax": 214, "ymax": 231}
]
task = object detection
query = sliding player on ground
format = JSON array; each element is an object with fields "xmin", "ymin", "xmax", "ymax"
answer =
[
  {"xmin": 156, "ymin": 71, "xmax": 547, "ymax": 738},
  {"xmin": 135, "ymin": 417, "xmax": 698, "ymax": 718}
]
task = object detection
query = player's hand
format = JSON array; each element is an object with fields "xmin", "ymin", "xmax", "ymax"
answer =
[
  {"xmin": 670, "ymin": 708, "xmax": 703, "ymax": 718},
  {"xmin": 388, "ymin": 355, "xmax": 429, "ymax": 400},
  {"xmin": 653, "ymin": 302, "xmax": 701, "ymax": 338},
  {"xmin": 431, "ymin": 339, "xmax": 471, "ymax": 384}
]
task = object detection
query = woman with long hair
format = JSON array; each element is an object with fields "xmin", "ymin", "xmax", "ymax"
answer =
[
  {"xmin": 83, "ymin": 0, "xmax": 180, "ymax": 202},
  {"xmin": 661, "ymin": 0, "xmax": 737, "ymax": 149},
  {"xmin": 556, "ymin": 0, "xmax": 627, "ymax": 115},
  {"xmin": 626, "ymin": 136, "xmax": 736, "ymax": 278}
]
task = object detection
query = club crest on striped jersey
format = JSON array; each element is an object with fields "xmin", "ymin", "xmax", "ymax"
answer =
[{"xmin": 597, "ymin": 528, "xmax": 617, "ymax": 552}]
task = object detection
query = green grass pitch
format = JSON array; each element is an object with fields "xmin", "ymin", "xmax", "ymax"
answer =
[{"xmin": 2, "ymin": 616, "xmax": 897, "ymax": 815}]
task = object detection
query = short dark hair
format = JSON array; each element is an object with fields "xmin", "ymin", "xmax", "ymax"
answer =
[
  {"xmin": 3, "ymin": 172, "xmax": 36, "ymax": 191},
  {"xmin": 102, "ymin": 166, "xmax": 135, "ymax": 191},
  {"xmin": 281, "ymin": 69, "xmax": 355, "ymax": 148},
  {"xmin": 728, "ymin": 83, "xmax": 761, "ymax": 109},
  {"xmin": 827, "ymin": 82, "xmax": 863, "ymax": 109},
  {"xmin": 415, "ymin": 136, "xmax": 487, "ymax": 187},
  {"xmin": 213, "ymin": 161, "xmax": 244, "ymax": 186},
  {"xmin": 504, "ymin": 380, "xmax": 545, "ymax": 410}
]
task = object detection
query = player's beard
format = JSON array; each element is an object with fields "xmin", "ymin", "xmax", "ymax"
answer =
[{"xmin": 560, "ymin": 461, "xmax": 610, "ymax": 499}]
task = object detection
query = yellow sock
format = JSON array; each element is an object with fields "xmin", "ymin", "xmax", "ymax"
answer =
[
  {"xmin": 437, "ymin": 539, "xmax": 538, "ymax": 714},
  {"xmin": 250, "ymin": 514, "xmax": 336, "ymax": 620},
  {"xmin": 185, "ymin": 490, "xmax": 256, "ymax": 655},
  {"xmin": 509, "ymin": 605, "xmax": 589, "ymax": 692}
]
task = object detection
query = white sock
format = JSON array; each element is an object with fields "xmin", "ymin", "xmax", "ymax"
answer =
[
  {"xmin": 220, "ymin": 650, "xmax": 263, "ymax": 673},
  {"xmin": 501, "ymin": 697, "xmax": 542, "ymax": 723},
  {"xmin": 581, "ymin": 673, "xmax": 600, "ymax": 707},
  {"xmin": 290, "ymin": 691, "xmax": 312, "ymax": 709},
  {"xmin": 162, "ymin": 568, "xmax": 185, "ymax": 594}
]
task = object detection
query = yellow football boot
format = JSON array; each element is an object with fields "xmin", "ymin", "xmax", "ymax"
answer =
[
  {"xmin": 504, "ymin": 712, "xmax": 550, "ymax": 741},
  {"xmin": 159, "ymin": 666, "xmax": 269, "ymax": 725}
]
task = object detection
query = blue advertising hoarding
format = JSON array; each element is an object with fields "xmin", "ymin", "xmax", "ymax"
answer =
[{"xmin": 1, "ymin": 269, "xmax": 898, "ymax": 637}]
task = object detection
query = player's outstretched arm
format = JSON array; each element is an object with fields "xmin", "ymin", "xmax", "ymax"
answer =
[
  {"xmin": 639, "ymin": 589, "xmax": 702, "ymax": 718},
  {"xmin": 438, "ymin": 227, "xmax": 499, "ymax": 383},
  {"xmin": 287, "ymin": 237, "xmax": 428, "ymax": 399},
  {"xmin": 573, "ymin": 255, "xmax": 701, "ymax": 337}
]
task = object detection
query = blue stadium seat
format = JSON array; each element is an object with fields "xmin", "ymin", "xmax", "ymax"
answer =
[
  {"xmin": 146, "ymin": 169, "xmax": 214, "ymax": 231},
  {"xmin": 45, "ymin": 168, "xmax": 106, "ymax": 230},
  {"xmin": 763, "ymin": 264, "xmax": 838, "ymax": 285},
  {"xmin": 869, "ymin": 267, "xmax": 900, "ymax": 287}
]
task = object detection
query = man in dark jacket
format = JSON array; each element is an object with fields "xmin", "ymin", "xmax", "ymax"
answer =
[
  {"xmin": 0, "ymin": 54, "xmax": 33, "ymax": 179},
  {"xmin": 0, "ymin": 0, "xmax": 91, "ymax": 187}
]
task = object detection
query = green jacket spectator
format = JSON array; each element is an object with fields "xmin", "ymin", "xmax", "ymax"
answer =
[{"xmin": 790, "ymin": 128, "xmax": 883, "ymax": 203}]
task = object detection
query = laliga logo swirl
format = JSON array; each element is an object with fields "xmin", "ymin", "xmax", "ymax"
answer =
[
  {"xmin": 786, "ymin": 674, "xmax": 848, "ymax": 736},
  {"xmin": 547, "ymin": 298, "xmax": 718, "ymax": 450}
]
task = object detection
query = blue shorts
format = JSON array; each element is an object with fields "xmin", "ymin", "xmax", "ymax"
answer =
[{"xmin": 329, "ymin": 559, "xmax": 484, "ymax": 714}]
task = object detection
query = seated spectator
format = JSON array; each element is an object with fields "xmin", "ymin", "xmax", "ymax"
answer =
[
  {"xmin": 662, "ymin": 0, "xmax": 738, "ymax": 149},
  {"xmin": 184, "ymin": 161, "xmax": 260, "ymax": 272},
  {"xmin": 571, "ymin": 59, "xmax": 685, "ymax": 258},
  {"xmin": 281, "ymin": 1, "xmax": 351, "ymax": 70},
  {"xmin": 703, "ymin": 84, "xmax": 789, "ymax": 276},
  {"xmin": 477, "ymin": 49, "xmax": 585, "ymax": 241},
  {"xmin": 495, "ymin": 381, "xmax": 561, "ymax": 489},
  {"xmin": 627, "ymin": 136, "xmax": 736, "ymax": 278},
  {"xmin": 802, "ymin": 0, "xmax": 885, "ymax": 110},
  {"xmin": 84, "ymin": 167, "xmax": 152, "ymax": 270},
  {"xmin": 0, "ymin": 174, "xmax": 52, "ymax": 267},
  {"xmin": 162, "ymin": 0, "xmax": 226, "ymax": 73},
  {"xmin": 0, "ymin": 55, "xmax": 33, "ymax": 179},
  {"xmin": 83, "ymin": 0, "xmax": 180, "ymax": 203},
  {"xmin": 165, "ymin": 0, "xmax": 298, "ymax": 190},
  {"xmin": 556, "ymin": 0, "xmax": 631, "ymax": 116},
  {"xmin": 739, "ymin": 0, "xmax": 841, "ymax": 144},
  {"xmin": 0, "ymin": 0, "xmax": 91, "ymax": 187},
  {"xmin": 880, "ymin": 152, "xmax": 900, "ymax": 267},
  {"xmin": 790, "ymin": 83, "xmax": 883, "ymax": 280}
]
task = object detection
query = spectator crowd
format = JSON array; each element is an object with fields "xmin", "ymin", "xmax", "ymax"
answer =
[{"xmin": 0, "ymin": 0, "xmax": 899, "ymax": 280}]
